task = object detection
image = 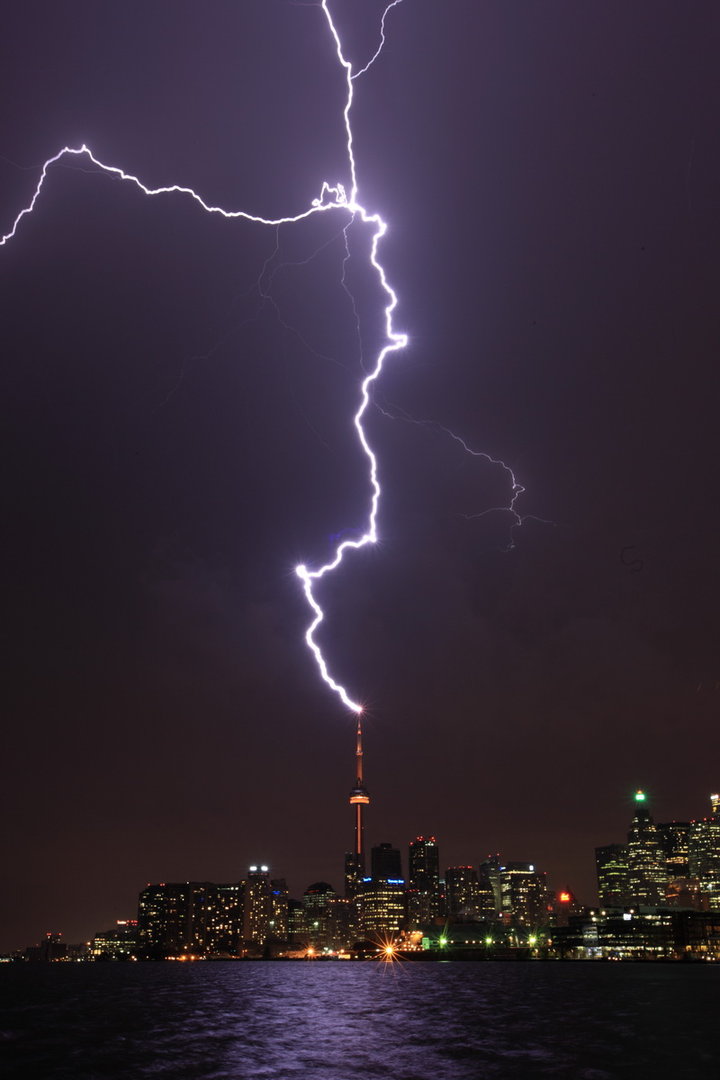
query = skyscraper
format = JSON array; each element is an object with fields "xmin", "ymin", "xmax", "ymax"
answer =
[
  {"xmin": 354, "ymin": 841, "xmax": 406, "ymax": 938},
  {"xmin": 499, "ymin": 863, "xmax": 548, "ymax": 926},
  {"xmin": 596, "ymin": 843, "xmax": 631, "ymax": 907},
  {"xmin": 269, "ymin": 878, "xmax": 289, "ymax": 940},
  {"xmin": 407, "ymin": 836, "xmax": 441, "ymax": 926},
  {"xmin": 478, "ymin": 854, "xmax": 502, "ymax": 916},
  {"xmin": 656, "ymin": 821, "xmax": 691, "ymax": 879},
  {"xmin": 371, "ymin": 842, "xmax": 403, "ymax": 882},
  {"xmin": 207, "ymin": 884, "xmax": 243, "ymax": 954},
  {"xmin": 345, "ymin": 716, "xmax": 370, "ymax": 897},
  {"xmin": 356, "ymin": 879, "xmax": 406, "ymax": 937},
  {"xmin": 689, "ymin": 793, "xmax": 720, "ymax": 910},
  {"xmin": 300, "ymin": 882, "xmax": 344, "ymax": 950},
  {"xmin": 243, "ymin": 865, "xmax": 273, "ymax": 945},
  {"xmin": 626, "ymin": 790, "xmax": 667, "ymax": 906},
  {"xmin": 137, "ymin": 882, "xmax": 197, "ymax": 958},
  {"xmin": 445, "ymin": 866, "xmax": 493, "ymax": 921},
  {"xmin": 137, "ymin": 881, "xmax": 243, "ymax": 958}
]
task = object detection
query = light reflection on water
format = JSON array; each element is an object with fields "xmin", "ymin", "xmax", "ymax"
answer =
[{"xmin": 2, "ymin": 961, "xmax": 718, "ymax": 1079}]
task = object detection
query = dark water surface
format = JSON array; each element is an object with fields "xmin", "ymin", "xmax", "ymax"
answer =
[{"xmin": 2, "ymin": 961, "xmax": 718, "ymax": 1079}]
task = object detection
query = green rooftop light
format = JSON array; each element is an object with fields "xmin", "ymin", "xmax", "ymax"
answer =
[{"xmin": 634, "ymin": 790, "xmax": 646, "ymax": 802}]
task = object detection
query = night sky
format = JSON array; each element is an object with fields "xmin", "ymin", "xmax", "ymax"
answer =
[{"xmin": 2, "ymin": 1, "xmax": 719, "ymax": 952}]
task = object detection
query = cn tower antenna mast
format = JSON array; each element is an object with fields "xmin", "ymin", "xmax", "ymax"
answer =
[{"xmin": 356, "ymin": 715, "xmax": 364, "ymax": 787}]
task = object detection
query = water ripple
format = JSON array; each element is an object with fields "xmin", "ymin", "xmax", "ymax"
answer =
[{"xmin": 1, "ymin": 961, "xmax": 718, "ymax": 1079}]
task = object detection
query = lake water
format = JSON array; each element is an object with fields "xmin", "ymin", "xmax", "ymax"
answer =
[{"xmin": 2, "ymin": 961, "xmax": 718, "ymax": 1079}]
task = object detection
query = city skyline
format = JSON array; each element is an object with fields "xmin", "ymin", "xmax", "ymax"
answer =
[
  {"xmin": 14, "ymin": 778, "xmax": 720, "ymax": 960},
  {"xmin": 5, "ymin": 715, "xmax": 718, "ymax": 952}
]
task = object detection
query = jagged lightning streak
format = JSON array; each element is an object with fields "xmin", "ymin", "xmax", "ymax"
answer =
[
  {"xmin": 293, "ymin": 1, "xmax": 408, "ymax": 714},
  {"xmin": 1, "ymin": 1, "xmax": 405, "ymax": 716},
  {"xmin": 1, "ymin": 1, "xmax": 527, "ymax": 717}
]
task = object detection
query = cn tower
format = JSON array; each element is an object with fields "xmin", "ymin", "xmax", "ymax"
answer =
[{"xmin": 345, "ymin": 715, "xmax": 370, "ymax": 896}]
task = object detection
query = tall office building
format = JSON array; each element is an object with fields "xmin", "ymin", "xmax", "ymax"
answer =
[
  {"xmin": 243, "ymin": 865, "xmax": 273, "ymax": 945},
  {"xmin": 345, "ymin": 716, "xmax": 370, "ymax": 897},
  {"xmin": 596, "ymin": 844, "xmax": 631, "ymax": 907},
  {"xmin": 356, "ymin": 879, "xmax": 406, "ymax": 937},
  {"xmin": 355, "ymin": 841, "xmax": 406, "ymax": 937},
  {"xmin": 656, "ymin": 822, "xmax": 691, "ymax": 879},
  {"xmin": 269, "ymin": 878, "xmax": 289, "ymax": 939},
  {"xmin": 478, "ymin": 854, "xmax": 502, "ymax": 915},
  {"xmin": 499, "ymin": 863, "xmax": 548, "ymax": 926},
  {"xmin": 445, "ymin": 866, "xmax": 494, "ymax": 921},
  {"xmin": 407, "ymin": 836, "xmax": 441, "ymax": 926},
  {"xmin": 626, "ymin": 790, "xmax": 667, "ymax": 906},
  {"xmin": 300, "ymin": 882, "xmax": 344, "ymax": 950},
  {"xmin": 137, "ymin": 882, "xmax": 196, "ymax": 958},
  {"xmin": 137, "ymin": 881, "xmax": 244, "ymax": 957},
  {"xmin": 207, "ymin": 884, "xmax": 243, "ymax": 954},
  {"xmin": 371, "ymin": 842, "xmax": 403, "ymax": 882},
  {"xmin": 689, "ymin": 793, "xmax": 720, "ymax": 910}
]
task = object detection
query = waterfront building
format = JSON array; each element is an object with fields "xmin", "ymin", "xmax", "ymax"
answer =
[
  {"xmin": 287, "ymin": 898, "xmax": 304, "ymax": 943},
  {"xmin": 136, "ymin": 881, "xmax": 243, "ymax": 957},
  {"xmin": 356, "ymin": 877, "xmax": 406, "ymax": 937},
  {"xmin": 499, "ymin": 862, "xmax": 548, "ymax": 926},
  {"xmin": 371, "ymin": 842, "xmax": 402, "ymax": 882},
  {"xmin": 269, "ymin": 878, "xmax": 289, "ymax": 940},
  {"xmin": 478, "ymin": 854, "xmax": 502, "ymax": 915},
  {"xmin": 689, "ymin": 794, "xmax": 720, "ymax": 911},
  {"xmin": 206, "ymin": 883, "xmax": 243, "ymax": 953},
  {"xmin": 243, "ymin": 866, "xmax": 274, "ymax": 945},
  {"xmin": 554, "ymin": 908, "xmax": 720, "ymax": 961},
  {"xmin": 137, "ymin": 882, "xmax": 194, "ymax": 958},
  {"xmin": 90, "ymin": 919, "xmax": 138, "ymax": 960},
  {"xmin": 299, "ymin": 882, "xmax": 345, "ymax": 950},
  {"xmin": 353, "ymin": 838, "xmax": 406, "ymax": 937},
  {"xmin": 596, "ymin": 843, "xmax": 631, "ymax": 907},
  {"xmin": 656, "ymin": 821, "xmax": 691, "ymax": 878},
  {"xmin": 445, "ymin": 866, "xmax": 495, "ymax": 921},
  {"xmin": 407, "ymin": 837, "xmax": 441, "ymax": 926},
  {"xmin": 664, "ymin": 876, "xmax": 704, "ymax": 909},
  {"xmin": 24, "ymin": 932, "xmax": 70, "ymax": 962},
  {"xmin": 550, "ymin": 889, "xmax": 581, "ymax": 927},
  {"xmin": 626, "ymin": 790, "xmax": 667, "ymax": 906}
]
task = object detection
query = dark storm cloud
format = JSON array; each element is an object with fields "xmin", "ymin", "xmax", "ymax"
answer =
[{"xmin": 2, "ymin": 1, "xmax": 719, "ymax": 949}]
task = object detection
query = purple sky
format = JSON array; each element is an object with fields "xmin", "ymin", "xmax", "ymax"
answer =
[{"xmin": 1, "ymin": 0, "xmax": 719, "ymax": 951}]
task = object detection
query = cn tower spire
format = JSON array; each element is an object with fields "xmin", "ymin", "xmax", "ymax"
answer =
[{"xmin": 355, "ymin": 714, "xmax": 364, "ymax": 786}]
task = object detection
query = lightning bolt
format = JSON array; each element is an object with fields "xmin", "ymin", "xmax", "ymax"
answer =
[
  {"xmin": 291, "ymin": 2, "xmax": 408, "ymax": 714},
  {"xmin": 1, "ymin": 1, "xmax": 529, "ymax": 717},
  {"xmin": 374, "ymin": 402, "xmax": 555, "ymax": 546}
]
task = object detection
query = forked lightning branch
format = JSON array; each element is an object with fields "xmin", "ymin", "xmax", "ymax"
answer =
[{"xmin": 1, "ymin": 1, "xmax": 524, "ymax": 715}]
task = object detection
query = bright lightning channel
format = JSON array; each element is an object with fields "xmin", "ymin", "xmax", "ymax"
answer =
[
  {"xmin": 0, "ymin": 1, "xmax": 406, "ymax": 716},
  {"xmin": 0, "ymin": 1, "xmax": 527, "ymax": 717}
]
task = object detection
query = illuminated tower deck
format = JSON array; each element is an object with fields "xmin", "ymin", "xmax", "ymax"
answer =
[{"xmin": 345, "ymin": 717, "xmax": 370, "ymax": 896}]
